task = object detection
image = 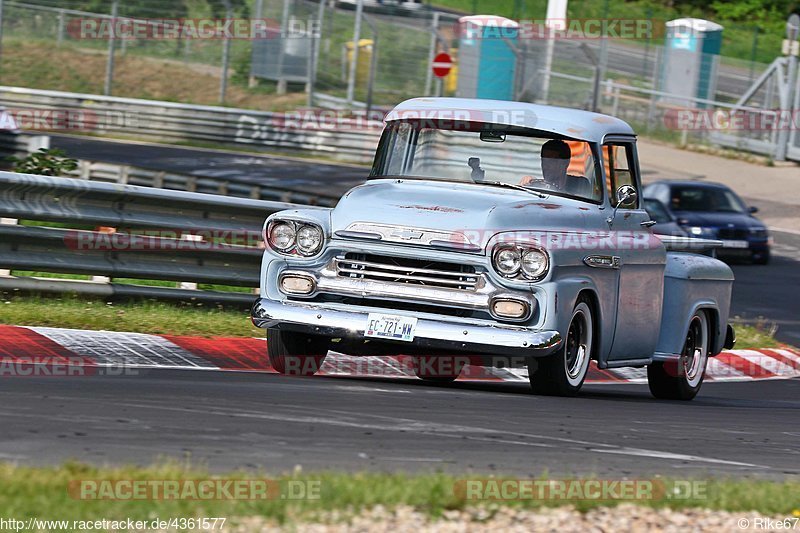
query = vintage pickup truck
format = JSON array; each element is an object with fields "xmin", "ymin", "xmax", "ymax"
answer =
[{"xmin": 251, "ymin": 97, "xmax": 736, "ymax": 400}]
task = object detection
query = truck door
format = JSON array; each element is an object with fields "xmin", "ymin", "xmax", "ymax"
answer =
[{"xmin": 603, "ymin": 140, "xmax": 667, "ymax": 361}]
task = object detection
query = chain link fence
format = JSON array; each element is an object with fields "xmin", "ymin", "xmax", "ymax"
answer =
[{"xmin": 0, "ymin": 0, "xmax": 794, "ymax": 159}]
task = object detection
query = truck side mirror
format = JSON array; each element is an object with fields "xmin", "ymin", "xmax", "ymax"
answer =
[
  {"xmin": 616, "ymin": 185, "xmax": 638, "ymax": 208},
  {"xmin": 748, "ymin": 206, "xmax": 759, "ymax": 214}
]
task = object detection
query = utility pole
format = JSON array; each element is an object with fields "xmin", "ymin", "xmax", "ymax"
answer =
[
  {"xmin": 308, "ymin": 0, "xmax": 326, "ymax": 107},
  {"xmin": 424, "ymin": 12, "xmax": 440, "ymax": 96},
  {"xmin": 248, "ymin": 0, "xmax": 264, "ymax": 88},
  {"xmin": 346, "ymin": 0, "xmax": 364, "ymax": 107},
  {"xmin": 775, "ymin": 14, "xmax": 799, "ymax": 161},
  {"xmin": 540, "ymin": 0, "xmax": 567, "ymax": 104},
  {"xmin": 219, "ymin": 0, "xmax": 232, "ymax": 104},
  {"xmin": 103, "ymin": 0, "xmax": 119, "ymax": 96},
  {"xmin": 275, "ymin": 0, "xmax": 291, "ymax": 95}
]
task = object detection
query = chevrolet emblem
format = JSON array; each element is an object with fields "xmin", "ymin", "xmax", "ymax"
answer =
[{"xmin": 390, "ymin": 229, "xmax": 424, "ymax": 240}]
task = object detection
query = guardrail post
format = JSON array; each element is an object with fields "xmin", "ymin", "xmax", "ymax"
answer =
[
  {"xmin": 179, "ymin": 233, "xmax": 202, "ymax": 291},
  {"xmin": 79, "ymin": 160, "xmax": 91, "ymax": 180},
  {"xmin": 0, "ymin": 217, "xmax": 15, "ymax": 277}
]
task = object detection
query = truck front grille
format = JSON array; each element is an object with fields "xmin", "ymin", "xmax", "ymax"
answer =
[{"xmin": 336, "ymin": 253, "xmax": 480, "ymax": 291}]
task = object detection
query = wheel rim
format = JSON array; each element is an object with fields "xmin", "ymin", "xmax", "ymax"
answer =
[
  {"xmin": 681, "ymin": 315, "xmax": 707, "ymax": 387},
  {"xmin": 565, "ymin": 309, "xmax": 589, "ymax": 380}
]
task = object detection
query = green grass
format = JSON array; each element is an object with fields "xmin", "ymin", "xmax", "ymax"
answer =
[
  {"xmin": 0, "ymin": 462, "xmax": 798, "ymax": 525},
  {"xmin": 0, "ymin": 297, "xmax": 260, "ymax": 338},
  {"xmin": 0, "ymin": 296, "xmax": 786, "ymax": 350}
]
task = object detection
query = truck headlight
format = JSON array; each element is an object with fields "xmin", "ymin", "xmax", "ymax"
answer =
[
  {"xmin": 492, "ymin": 244, "xmax": 549, "ymax": 281},
  {"xmin": 521, "ymin": 249, "xmax": 548, "ymax": 278},
  {"xmin": 296, "ymin": 224, "xmax": 323, "ymax": 255},
  {"xmin": 269, "ymin": 222, "xmax": 295, "ymax": 251},
  {"xmin": 493, "ymin": 246, "xmax": 521, "ymax": 276},
  {"xmin": 266, "ymin": 219, "xmax": 325, "ymax": 257}
]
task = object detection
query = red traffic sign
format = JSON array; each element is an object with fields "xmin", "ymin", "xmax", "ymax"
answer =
[{"xmin": 432, "ymin": 52, "xmax": 453, "ymax": 78}]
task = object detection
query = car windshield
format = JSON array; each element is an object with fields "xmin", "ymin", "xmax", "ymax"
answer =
[
  {"xmin": 644, "ymin": 199, "xmax": 671, "ymax": 223},
  {"xmin": 669, "ymin": 186, "xmax": 747, "ymax": 213},
  {"xmin": 370, "ymin": 121, "xmax": 602, "ymax": 202}
]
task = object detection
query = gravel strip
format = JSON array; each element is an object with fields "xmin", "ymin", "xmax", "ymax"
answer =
[{"xmin": 228, "ymin": 505, "xmax": 793, "ymax": 532}]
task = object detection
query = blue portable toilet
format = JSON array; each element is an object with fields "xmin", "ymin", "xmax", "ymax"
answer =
[
  {"xmin": 456, "ymin": 15, "xmax": 519, "ymax": 101},
  {"xmin": 661, "ymin": 18, "xmax": 723, "ymax": 106}
]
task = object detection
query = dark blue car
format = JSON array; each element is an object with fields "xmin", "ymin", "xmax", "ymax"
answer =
[{"xmin": 643, "ymin": 181, "xmax": 771, "ymax": 264}]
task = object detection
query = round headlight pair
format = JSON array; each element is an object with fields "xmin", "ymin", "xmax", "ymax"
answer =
[
  {"xmin": 267, "ymin": 221, "xmax": 324, "ymax": 256},
  {"xmin": 493, "ymin": 245, "xmax": 548, "ymax": 280}
]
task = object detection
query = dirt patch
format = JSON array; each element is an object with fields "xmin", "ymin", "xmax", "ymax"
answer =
[{"xmin": 1, "ymin": 41, "xmax": 306, "ymax": 111}]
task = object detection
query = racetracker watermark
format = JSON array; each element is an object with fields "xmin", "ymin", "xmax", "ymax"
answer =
[
  {"xmin": 454, "ymin": 479, "xmax": 707, "ymax": 501},
  {"xmin": 69, "ymin": 18, "xmax": 320, "ymax": 40},
  {"xmin": 455, "ymin": 17, "xmax": 663, "ymax": 40},
  {"xmin": 265, "ymin": 108, "xmax": 538, "ymax": 132},
  {"xmin": 68, "ymin": 479, "xmax": 320, "ymax": 500},
  {"xmin": 64, "ymin": 229, "xmax": 692, "ymax": 254},
  {"xmin": 664, "ymin": 108, "xmax": 800, "ymax": 131},
  {"xmin": 64, "ymin": 229, "xmax": 264, "ymax": 251},
  {"xmin": 456, "ymin": 229, "xmax": 667, "ymax": 252},
  {"xmin": 278, "ymin": 354, "xmax": 524, "ymax": 378},
  {"xmin": 0, "ymin": 357, "xmax": 140, "ymax": 377},
  {"xmin": 0, "ymin": 108, "xmax": 138, "ymax": 132}
]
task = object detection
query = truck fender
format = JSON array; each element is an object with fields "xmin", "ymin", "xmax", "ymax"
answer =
[{"xmin": 654, "ymin": 253, "xmax": 734, "ymax": 360}]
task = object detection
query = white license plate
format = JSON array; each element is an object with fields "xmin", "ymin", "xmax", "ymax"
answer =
[
  {"xmin": 365, "ymin": 313, "xmax": 417, "ymax": 342},
  {"xmin": 721, "ymin": 240, "xmax": 749, "ymax": 249}
]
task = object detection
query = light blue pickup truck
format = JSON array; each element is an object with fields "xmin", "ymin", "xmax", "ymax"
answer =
[{"xmin": 252, "ymin": 97, "xmax": 735, "ymax": 400}]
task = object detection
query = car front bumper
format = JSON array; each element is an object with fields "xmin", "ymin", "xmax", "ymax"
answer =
[{"xmin": 251, "ymin": 298, "xmax": 562, "ymax": 357}]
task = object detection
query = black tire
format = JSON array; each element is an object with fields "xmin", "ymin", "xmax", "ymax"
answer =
[
  {"xmin": 267, "ymin": 328, "xmax": 328, "ymax": 376},
  {"xmin": 412, "ymin": 355, "xmax": 464, "ymax": 384},
  {"xmin": 529, "ymin": 296, "xmax": 594, "ymax": 396},
  {"xmin": 647, "ymin": 311, "xmax": 709, "ymax": 400}
]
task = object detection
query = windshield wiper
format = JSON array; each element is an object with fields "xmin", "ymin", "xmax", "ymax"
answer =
[{"xmin": 476, "ymin": 180, "xmax": 547, "ymax": 198}]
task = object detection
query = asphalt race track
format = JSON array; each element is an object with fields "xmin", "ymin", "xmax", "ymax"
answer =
[
  {"xmin": 50, "ymin": 135, "xmax": 369, "ymax": 195},
  {"xmin": 0, "ymin": 369, "xmax": 798, "ymax": 477},
  {"xmin": 730, "ymin": 231, "xmax": 800, "ymax": 346}
]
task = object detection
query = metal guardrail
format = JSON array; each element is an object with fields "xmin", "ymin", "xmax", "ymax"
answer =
[
  {"xmin": 0, "ymin": 86, "xmax": 383, "ymax": 164},
  {"xmin": 0, "ymin": 171, "xmax": 309, "ymax": 305},
  {"xmin": 67, "ymin": 160, "xmax": 340, "ymax": 207}
]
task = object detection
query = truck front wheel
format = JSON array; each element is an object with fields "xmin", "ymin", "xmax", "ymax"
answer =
[
  {"xmin": 267, "ymin": 329, "xmax": 329, "ymax": 376},
  {"xmin": 529, "ymin": 296, "xmax": 594, "ymax": 396},
  {"xmin": 647, "ymin": 311, "xmax": 709, "ymax": 400}
]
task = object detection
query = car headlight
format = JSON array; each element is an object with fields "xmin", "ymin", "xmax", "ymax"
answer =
[
  {"xmin": 688, "ymin": 226, "xmax": 715, "ymax": 237},
  {"xmin": 296, "ymin": 224, "xmax": 323, "ymax": 255},
  {"xmin": 493, "ymin": 244, "xmax": 549, "ymax": 281},
  {"xmin": 266, "ymin": 220, "xmax": 325, "ymax": 257},
  {"xmin": 268, "ymin": 222, "xmax": 295, "ymax": 251}
]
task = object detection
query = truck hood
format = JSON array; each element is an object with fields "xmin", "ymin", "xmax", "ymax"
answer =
[{"xmin": 331, "ymin": 179, "xmax": 593, "ymax": 250}]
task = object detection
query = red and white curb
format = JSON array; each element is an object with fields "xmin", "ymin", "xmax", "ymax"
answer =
[{"xmin": 1, "ymin": 324, "xmax": 799, "ymax": 383}]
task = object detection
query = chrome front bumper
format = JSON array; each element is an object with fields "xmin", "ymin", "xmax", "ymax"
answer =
[{"xmin": 251, "ymin": 298, "xmax": 562, "ymax": 357}]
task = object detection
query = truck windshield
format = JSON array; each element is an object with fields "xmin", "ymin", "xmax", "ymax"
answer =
[{"xmin": 370, "ymin": 121, "xmax": 602, "ymax": 203}]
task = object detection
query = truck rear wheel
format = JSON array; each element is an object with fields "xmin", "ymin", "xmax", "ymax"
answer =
[
  {"xmin": 647, "ymin": 311, "xmax": 709, "ymax": 400},
  {"xmin": 529, "ymin": 296, "xmax": 594, "ymax": 396},
  {"xmin": 267, "ymin": 329, "xmax": 329, "ymax": 376}
]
